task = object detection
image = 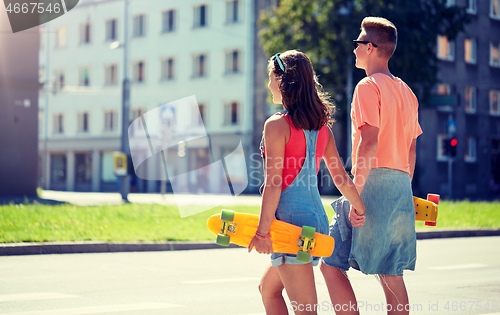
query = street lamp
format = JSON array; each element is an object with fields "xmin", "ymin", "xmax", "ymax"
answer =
[{"xmin": 110, "ymin": 0, "xmax": 131, "ymax": 201}]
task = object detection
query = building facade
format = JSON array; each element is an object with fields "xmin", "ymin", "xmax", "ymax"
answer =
[
  {"xmin": 416, "ymin": 0, "xmax": 500, "ymax": 199},
  {"xmin": 39, "ymin": 0, "xmax": 269, "ymax": 193}
]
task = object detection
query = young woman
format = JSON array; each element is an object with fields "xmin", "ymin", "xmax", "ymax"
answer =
[{"xmin": 248, "ymin": 50, "xmax": 366, "ymax": 315}]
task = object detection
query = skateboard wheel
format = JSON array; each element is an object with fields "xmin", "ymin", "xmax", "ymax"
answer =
[
  {"xmin": 297, "ymin": 250, "xmax": 311, "ymax": 263},
  {"xmin": 216, "ymin": 234, "xmax": 231, "ymax": 246},
  {"xmin": 220, "ymin": 209, "xmax": 235, "ymax": 222},
  {"xmin": 300, "ymin": 226, "xmax": 316, "ymax": 239},
  {"xmin": 427, "ymin": 194, "xmax": 440, "ymax": 205}
]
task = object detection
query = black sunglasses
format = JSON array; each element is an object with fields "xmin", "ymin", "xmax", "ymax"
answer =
[{"xmin": 353, "ymin": 40, "xmax": 378, "ymax": 50}]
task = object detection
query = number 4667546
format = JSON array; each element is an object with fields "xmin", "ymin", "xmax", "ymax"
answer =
[{"xmin": 6, "ymin": 2, "xmax": 62, "ymax": 14}]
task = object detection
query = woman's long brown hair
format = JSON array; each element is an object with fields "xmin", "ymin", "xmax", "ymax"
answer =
[{"xmin": 268, "ymin": 50, "xmax": 335, "ymax": 130}]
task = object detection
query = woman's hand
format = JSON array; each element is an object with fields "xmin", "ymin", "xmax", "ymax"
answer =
[
  {"xmin": 248, "ymin": 234, "xmax": 274, "ymax": 255},
  {"xmin": 349, "ymin": 205, "xmax": 365, "ymax": 228}
]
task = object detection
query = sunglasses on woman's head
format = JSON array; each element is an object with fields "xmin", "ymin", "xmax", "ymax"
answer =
[
  {"xmin": 272, "ymin": 53, "xmax": 285, "ymax": 72},
  {"xmin": 353, "ymin": 40, "xmax": 378, "ymax": 50}
]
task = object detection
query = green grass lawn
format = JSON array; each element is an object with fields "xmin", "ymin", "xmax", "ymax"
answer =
[{"xmin": 0, "ymin": 200, "xmax": 499, "ymax": 243}]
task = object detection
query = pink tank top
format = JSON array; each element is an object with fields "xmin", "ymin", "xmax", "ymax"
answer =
[{"xmin": 263, "ymin": 113, "xmax": 329, "ymax": 191}]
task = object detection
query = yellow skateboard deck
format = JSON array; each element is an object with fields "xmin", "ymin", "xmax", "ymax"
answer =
[
  {"xmin": 207, "ymin": 210, "xmax": 334, "ymax": 262},
  {"xmin": 414, "ymin": 194, "xmax": 440, "ymax": 226}
]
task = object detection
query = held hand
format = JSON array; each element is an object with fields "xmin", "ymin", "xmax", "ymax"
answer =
[
  {"xmin": 349, "ymin": 205, "xmax": 365, "ymax": 228},
  {"xmin": 248, "ymin": 233, "xmax": 274, "ymax": 255}
]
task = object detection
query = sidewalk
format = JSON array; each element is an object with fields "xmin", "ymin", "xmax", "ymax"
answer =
[{"xmin": 1, "ymin": 191, "xmax": 499, "ymax": 256}]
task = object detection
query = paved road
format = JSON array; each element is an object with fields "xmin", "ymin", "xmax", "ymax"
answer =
[{"xmin": 1, "ymin": 237, "xmax": 499, "ymax": 315}]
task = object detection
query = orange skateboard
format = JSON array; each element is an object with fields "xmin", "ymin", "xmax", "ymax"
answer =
[
  {"xmin": 414, "ymin": 194, "xmax": 440, "ymax": 226},
  {"xmin": 207, "ymin": 210, "xmax": 334, "ymax": 263}
]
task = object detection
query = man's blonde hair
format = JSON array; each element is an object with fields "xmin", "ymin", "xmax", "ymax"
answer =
[{"xmin": 361, "ymin": 17, "xmax": 397, "ymax": 59}]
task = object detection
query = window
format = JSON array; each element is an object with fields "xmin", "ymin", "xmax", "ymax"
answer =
[
  {"xmin": 161, "ymin": 58, "xmax": 175, "ymax": 80},
  {"xmin": 226, "ymin": 0, "xmax": 239, "ymax": 23},
  {"xmin": 226, "ymin": 49, "xmax": 241, "ymax": 74},
  {"xmin": 490, "ymin": 42, "xmax": 500, "ymax": 67},
  {"xmin": 193, "ymin": 54, "xmax": 207, "ymax": 77},
  {"xmin": 53, "ymin": 70, "xmax": 65, "ymax": 92},
  {"xmin": 433, "ymin": 83, "xmax": 452, "ymax": 96},
  {"xmin": 75, "ymin": 153, "xmax": 92, "ymax": 184},
  {"xmin": 162, "ymin": 9, "xmax": 176, "ymax": 33},
  {"xmin": 465, "ymin": 137, "xmax": 477, "ymax": 162},
  {"xmin": 133, "ymin": 61, "xmax": 145, "ymax": 83},
  {"xmin": 101, "ymin": 152, "xmax": 117, "ymax": 182},
  {"xmin": 194, "ymin": 4, "xmax": 208, "ymax": 28},
  {"xmin": 78, "ymin": 112, "xmax": 89, "ymax": 133},
  {"xmin": 55, "ymin": 27, "xmax": 66, "ymax": 48},
  {"xmin": 104, "ymin": 110, "xmax": 118, "ymax": 131},
  {"xmin": 79, "ymin": 67, "xmax": 91, "ymax": 86},
  {"xmin": 465, "ymin": 86, "xmax": 477, "ymax": 114},
  {"xmin": 80, "ymin": 22, "xmax": 91, "ymax": 44},
  {"xmin": 225, "ymin": 101, "xmax": 240, "ymax": 125},
  {"xmin": 130, "ymin": 108, "xmax": 144, "ymax": 121},
  {"xmin": 492, "ymin": 0, "xmax": 500, "ymax": 19},
  {"xmin": 467, "ymin": 0, "xmax": 477, "ymax": 14},
  {"xmin": 50, "ymin": 154, "xmax": 67, "ymax": 184},
  {"xmin": 437, "ymin": 36, "xmax": 455, "ymax": 61},
  {"xmin": 53, "ymin": 113, "xmax": 64, "ymax": 134},
  {"xmin": 490, "ymin": 90, "xmax": 500, "ymax": 115},
  {"xmin": 106, "ymin": 19, "xmax": 118, "ymax": 41},
  {"xmin": 437, "ymin": 134, "xmax": 449, "ymax": 161},
  {"xmin": 198, "ymin": 103, "xmax": 206, "ymax": 126},
  {"xmin": 464, "ymin": 38, "xmax": 477, "ymax": 64},
  {"xmin": 133, "ymin": 14, "xmax": 146, "ymax": 37},
  {"xmin": 445, "ymin": 0, "xmax": 455, "ymax": 7},
  {"xmin": 105, "ymin": 64, "xmax": 118, "ymax": 86}
]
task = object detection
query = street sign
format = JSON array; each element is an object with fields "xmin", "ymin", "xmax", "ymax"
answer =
[
  {"xmin": 448, "ymin": 119, "xmax": 457, "ymax": 135},
  {"xmin": 113, "ymin": 152, "xmax": 128, "ymax": 176}
]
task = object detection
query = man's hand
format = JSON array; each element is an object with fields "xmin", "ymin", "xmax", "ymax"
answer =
[{"xmin": 349, "ymin": 205, "xmax": 365, "ymax": 227}]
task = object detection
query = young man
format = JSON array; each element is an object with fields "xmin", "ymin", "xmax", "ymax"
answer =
[{"xmin": 321, "ymin": 17, "xmax": 422, "ymax": 315}]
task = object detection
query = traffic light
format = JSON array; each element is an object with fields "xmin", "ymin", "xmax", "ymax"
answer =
[{"xmin": 449, "ymin": 137, "xmax": 457, "ymax": 157}]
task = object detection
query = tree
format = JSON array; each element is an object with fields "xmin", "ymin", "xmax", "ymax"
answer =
[{"xmin": 258, "ymin": 0, "xmax": 468, "ymax": 114}]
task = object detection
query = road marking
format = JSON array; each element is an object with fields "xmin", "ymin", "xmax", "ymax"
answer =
[
  {"xmin": 182, "ymin": 277, "xmax": 260, "ymax": 285},
  {"xmin": 0, "ymin": 303, "xmax": 182, "ymax": 315},
  {"xmin": 428, "ymin": 263, "xmax": 486, "ymax": 271},
  {"xmin": 0, "ymin": 292, "xmax": 76, "ymax": 302}
]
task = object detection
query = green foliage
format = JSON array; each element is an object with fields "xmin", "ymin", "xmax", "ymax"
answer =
[{"xmin": 258, "ymin": 0, "xmax": 468, "ymax": 111}]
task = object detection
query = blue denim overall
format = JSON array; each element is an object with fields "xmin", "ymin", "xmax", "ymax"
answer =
[{"xmin": 261, "ymin": 123, "xmax": 330, "ymax": 267}]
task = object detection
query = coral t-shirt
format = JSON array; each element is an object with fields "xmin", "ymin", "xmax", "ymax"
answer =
[
  {"xmin": 351, "ymin": 73, "xmax": 422, "ymax": 175},
  {"xmin": 263, "ymin": 113, "xmax": 329, "ymax": 191}
]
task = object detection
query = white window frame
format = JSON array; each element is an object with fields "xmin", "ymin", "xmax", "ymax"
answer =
[
  {"xmin": 193, "ymin": 53, "xmax": 208, "ymax": 78},
  {"xmin": 78, "ymin": 112, "xmax": 90, "ymax": 133},
  {"xmin": 225, "ymin": 49, "xmax": 242, "ymax": 74},
  {"xmin": 105, "ymin": 64, "xmax": 118, "ymax": 86},
  {"xmin": 161, "ymin": 57, "xmax": 175, "ymax": 80},
  {"xmin": 79, "ymin": 22, "xmax": 91, "ymax": 45},
  {"xmin": 467, "ymin": 0, "xmax": 477, "ymax": 14},
  {"xmin": 55, "ymin": 26, "xmax": 67, "ymax": 48},
  {"xmin": 491, "ymin": 0, "xmax": 500, "ymax": 19},
  {"xmin": 490, "ymin": 42, "xmax": 500, "ymax": 67},
  {"xmin": 437, "ymin": 35, "xmax": 455, "ymax": 61},
  {"xmin": 78, "ymin": 67, "xmax": 91, "ymax": 87},
  {"xmin": 490, "ymin": 90, "xmax": 500, "ymax": 116},
  {"xmin": 465, "ymin": 136, "xmax": 477, "ymax": 163},
  {"xmin": 105, "ymin": 19, "xmax": 118, "ymax": 42},
  {"xmin": 162, "ymin": 9, "xmax": 176, "ymax": 33},
  {"xmin": 437, "ymin": 134, "xmax": 449, "ymax": 162},
  {"xmin": 53, "ymin": 70, "xmax": 65, "ymax": 91},
  {"xmin": 104, "ymin": 110, "xmax": 118, "ymax": 132},
  {"xmin": 194, "ymin": 4, "xmax": 208, "ymax": 28},
  {"xmin": 133, "ymin": 14, "xmax": 147, "ymax": 37},
  {"xmin": 133, "ymin": 61, "xmax": 146, "ymax": 83},
  {"xmin": 464, "ymin": 38, "xmax": 477, "ymax": 64},
  {"xmin": 226, "ymin": 0, "xmax": 240, "ymax": 24},
  {"xmin": 53, "ymin": 113, "xmax": 64, "ymax": 134},
  {"xmin": 464, "ymin": 86, "xmax": 477, "ymax": 114},
  {"xmin": 224, "ymin": 101, "xmax": 240, "ymax": 125}
]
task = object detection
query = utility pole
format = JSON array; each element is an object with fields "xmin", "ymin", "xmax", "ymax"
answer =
[
  {"xmin": 119, "ymin": 0, "xmax": 131, "ymax": 201},
  {"xmin": 43, "ymin": 23, "xmax": 50, "ymax": 190}
]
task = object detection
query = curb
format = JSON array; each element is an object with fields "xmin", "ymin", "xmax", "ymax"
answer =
[{"xmin": 1, "ymin": 229, "xmax": 499, "ymax": 256}]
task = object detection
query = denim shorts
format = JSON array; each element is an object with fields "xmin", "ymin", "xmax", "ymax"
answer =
[{"xmin": 322, "ymin": 168, "xmax": 416, "ymax": 276}]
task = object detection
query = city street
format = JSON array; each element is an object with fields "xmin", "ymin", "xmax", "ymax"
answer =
[{"xmin": 1, "ymin": 237, "xmax": 499, "ymax": 315}]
